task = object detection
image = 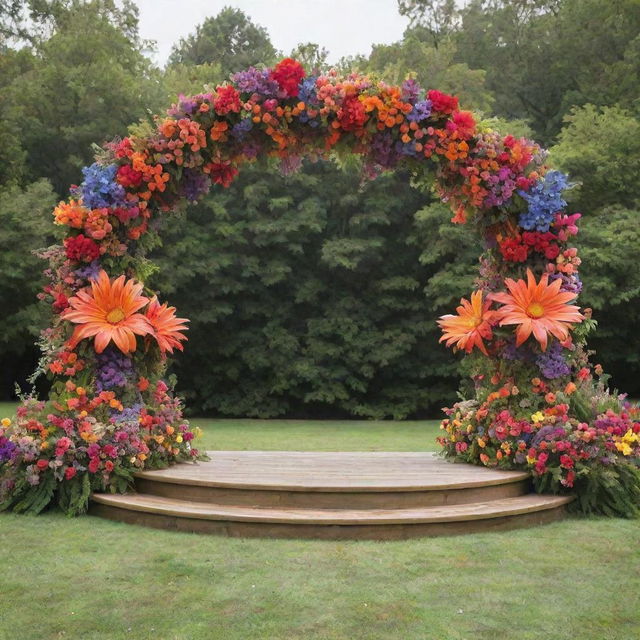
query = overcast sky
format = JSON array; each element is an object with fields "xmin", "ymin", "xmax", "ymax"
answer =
[{"xmin": 135, "ymin": 0, "xmax": 411, "ymax": 66}]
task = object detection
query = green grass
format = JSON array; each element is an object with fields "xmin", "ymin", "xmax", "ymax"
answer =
[{"xmin": 1, "ymin": 402, "xmax": 639, "ymax": 639}]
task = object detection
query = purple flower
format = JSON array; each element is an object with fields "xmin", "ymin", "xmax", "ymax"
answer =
[
  {"xmin": 548, "ymin": 272, "xmax": 582, "ymax": 295},
  {"xmin": 74, "ymin": 260, "xmax": 102, "ymax": 282},
  {"xmin": 0, "ymin": 436, "xmax": 17, "ymax": 463},
  {"xmin": 406, "ymin": 99, "xmax": 432, "ymax": 123},
  {"xmin": 182, "ymin": 168, "xmax": 211, "ymax": 202},
  {"xmin": 96, "ymin": 347, "xmax": 133, "ymax": 391},
  {"xmin": 231, "ymin": 118, "xmax": 254, "ymax": 141},
  {"xmin": 231, "ymin": 67, "xmax": 279, "ymax": 96},
  {"xmin": 401, "ymin": 78, "xmax": 422, "ymax": 102},
  {"xmin": 369, "ymin": 131, "xmax": 401, "ymax": 168},
  {"xmin": 536, "ymin": 341, "xmax": 571, "ymax": 379}
]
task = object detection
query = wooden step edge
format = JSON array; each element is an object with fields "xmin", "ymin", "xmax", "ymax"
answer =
[
  {"xmin": 132, "ymin": 470, "xmax": 532, "ymax": 493},
  {"xmin": 90, "ymin": 493, "xmax": 573, "ymax": 526}
]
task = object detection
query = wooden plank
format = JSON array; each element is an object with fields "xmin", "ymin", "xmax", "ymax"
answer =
[
  {"xmin": 134, "ymin": 451, "xmax": 530, "ymax": 492},
  {"xmin": 90, "ymin": 493, "xmax": 572, "ymax": 525},
  {"xmin": 134, "ymin": 476, "xmax": 530, "ymax": 509},
  {"xmin": 89, "ymin": 502, "xmax": 569, "ymax": 540}
]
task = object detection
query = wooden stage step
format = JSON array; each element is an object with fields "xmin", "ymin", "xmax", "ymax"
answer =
[{"xmin": 89, "ymin": 452, "xmax": 572, "ymax": 540}]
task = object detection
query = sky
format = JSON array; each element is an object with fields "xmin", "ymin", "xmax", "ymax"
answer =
[{"xmin": 135, "ymin": 0, "xmax": 411, "ymax": 67}]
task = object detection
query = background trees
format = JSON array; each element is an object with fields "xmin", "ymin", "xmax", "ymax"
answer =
[{"xmin": 1, "ymin": 0, "xmax": 638, "ymax": 416}]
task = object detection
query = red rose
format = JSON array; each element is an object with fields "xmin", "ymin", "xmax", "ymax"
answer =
[
  {"xmin": 64, "ymin": 234, "xmax": 100, "ymax": 262},
  {"xmin": 104, "ymin": 460, "xmax": 114, "ymax": 473},
  {"xmin": 65, "ymin": 467, "xmax": 77, "ymax": 480},
  {"xmin": 270, "ymin": 58, "xmax": 305, "ymax": 98},
  {"xmin": 88, "ymin": 457, "xmax": 100, "ymax": 473},
  {"xmin": 427, "ymin": 89, "xmax": 459, "ymax": 115},
  {"xmin": 36, "ymin": 459, "xmax": 49, "ymax": 471}
]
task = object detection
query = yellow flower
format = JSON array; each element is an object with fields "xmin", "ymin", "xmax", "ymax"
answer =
[
  {"xmin": 615, "ymin": 442, "xmax": 633, "ymax": 456},
  {"xmin": 477, "ymin": 438, "xmax": 486, "ymax": 448},
  {"xmin": 176, "ymin": 435, "xmax": 183, "ymax": 443},
  {"xmin": 622, "ymin": 429, "xmax": 639, "ymax": 444},
  {"xmin": 531, "ymin": 411, "xmax": 545, "ymax": 423},
  {"xmin": 192, "ymin": 427, "xmax": 203, "ymax": 439},
  {"xmin": 1, "ymin": 417, "xmax": 11, "ymax": 427}
]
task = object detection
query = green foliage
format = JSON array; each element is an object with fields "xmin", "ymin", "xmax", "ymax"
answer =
[
  {"xmin": 151, "ymin": 161, "xmax": 466, "ymax": 418},
  {"xmin": 537, "ymin": 461, "xmax": 640, "ymax": 518},
  {"xmin": 0, "ymin": 180, "xmax": 57, "ymax": 393},
  {"xmin": 454, "ymin": 0, "xmax": 640, "ymax": 142},
  {"xmin": 550, "ymin": 104, "xmax": 640, "ymax": 210},
  {"xmin": 573, "ymin": 205, "xmax": 640, "ymax": 395},
  {"xmin": 3, "ymin": 0, "xmax": 162, "ymax": 195},
  {"xmin": 168, "ymin": 7, "xmax": 277, "ymax": 74},
  {"xmin": 367, "ymin": 37, "xmax": 494, "ymax": 113}
]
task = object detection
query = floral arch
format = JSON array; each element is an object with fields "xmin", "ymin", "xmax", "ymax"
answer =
[{"xmin": 1, "ymin": 58, "xmax": 639, "ymax": 517}]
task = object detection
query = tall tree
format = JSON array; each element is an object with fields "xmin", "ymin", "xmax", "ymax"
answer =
[
  {"xmin": 4, "ymin": 0, "xmax": 162, "ymax": 195},
  {"xmin": 168, "ymin": 7, "xmax": 277, "ymax": 75}
]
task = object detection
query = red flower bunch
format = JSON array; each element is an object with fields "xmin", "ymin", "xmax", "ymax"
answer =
[
  {"xmin": 64, "ymin": 234, "xmax": 100, "ymax": 262},
  {"xmin": 213, "ymin": 85, "xmax": 242, "ymax": 115},
  {"xmin": 522, "ymin": 231, "xmax": 561, "ymax": 259},
  {"xmin": 270, "ymin": 58, "xmax": 305, "ymax": 98},
  {"xmin": 206, "ymin": 162, "xmax": 239, "ymax": 187},
  {"xmin": 338, "ymin": 95, "xmax": 367, "ymax": 131},
  {"xmin": 498, "ymin": 231, "xmax": 561, "ymax": 262},
  {"xmin": 446, "ymin": 110, "xmax": 476, "ymax": 139},
  {"xmin": 428, "ymin": 89, "xmax": 459, "ymax": 115},
  {"xmin": 498, "ymin": 235, "xmax": 529, "ymax": 262},
  {"xmin": 117, "ymin": 164, "xmax": 143, "ymax": 188}
]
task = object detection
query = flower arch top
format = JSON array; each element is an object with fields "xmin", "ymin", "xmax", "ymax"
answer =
[{"xmin": 1, "ymin": 58, "xmax": 639, "ymax": 517}]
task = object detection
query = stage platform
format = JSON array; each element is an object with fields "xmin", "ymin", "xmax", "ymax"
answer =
[{"xmin": 90, "ymin": 451, "xmax": 571, "ymax": 540}]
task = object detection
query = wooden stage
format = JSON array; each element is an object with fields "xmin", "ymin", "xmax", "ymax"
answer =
[{"xmin": 90, "ymin": 451, "xmax": 572, "ymax": 540}]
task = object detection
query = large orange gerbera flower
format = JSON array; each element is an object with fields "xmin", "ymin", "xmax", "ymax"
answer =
[
  {"xmin": 491, "ymin": 269, "xmax": 584, "ymax": 351},
  {"xmin": 62, "ymin": 270, "xmax": 152, "ymax": 354},
  {"xmin": 145, "ymin": 296, "xmax": 189, "ymax": 354},
  {"xmin": 438, "ymin": 290, "xmax": 497, "ymax": 356}
]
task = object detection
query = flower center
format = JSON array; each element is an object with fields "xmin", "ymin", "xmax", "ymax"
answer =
[
  {"xmin": 465, "ymin": 316, "xmax": 482, "ymax": 328},
  {"xmin": 527, "ymin": 302, "xmax": 545, "ymax": 318},
  {"xmin": 106, "ymin": 307, "xmax": 126, "ymax": 324}
]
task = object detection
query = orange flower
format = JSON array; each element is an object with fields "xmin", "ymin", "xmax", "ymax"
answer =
[
  {"xmin": 491, "ymin": 269, "xmax": 584, "ymax": 351},
  {"xmin": 438, "ymin": 290, "xmax": 496, "ymax": 355},
  {"xmin": 145, "ymin": 296, "xmax": 189, "ymax": 354},
  {"xmin": 62, "ymin": 270, "xmax": 152, "ymax": 354}
]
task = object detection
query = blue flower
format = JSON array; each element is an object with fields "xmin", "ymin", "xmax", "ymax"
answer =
[
  {"xmin": 517, "ymin": 170, "xmax": 572, "ymax": 232},
  {"xmin": 406, "ymin": 99, "xmax": 432, "ymax": 123},
  {"xmin": 298, "ymin": 76, "xmax": 319, "ymax": 106},
  {"xmin": 81, "ymin": 163, "xmax": 126, "ymax": 209}
]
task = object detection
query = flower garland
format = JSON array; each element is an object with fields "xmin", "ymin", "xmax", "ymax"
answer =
[{"xmin": 1, "ymin": 58, "xmax": 638, "ymax": 516}]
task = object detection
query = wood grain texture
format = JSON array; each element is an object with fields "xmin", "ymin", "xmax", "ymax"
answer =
[
  {"xmin": 89, "ymin": 501, "xmax": 570, "ymax": 540},
  {"xmin": 90, "ymin": 492, "xmax": 572, "ymax": 524},
  {"xmin": 134, "ymin": 451, "xmax": 530, "ymax": 491},
  {"xmin": 133, "ymin": 476, "xmax": 530, "ymax": 508}
]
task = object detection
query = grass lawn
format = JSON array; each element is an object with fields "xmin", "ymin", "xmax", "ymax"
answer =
[{"xmin": 1, "ymin": 401, "xmax": 639, "ymax": 640}]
